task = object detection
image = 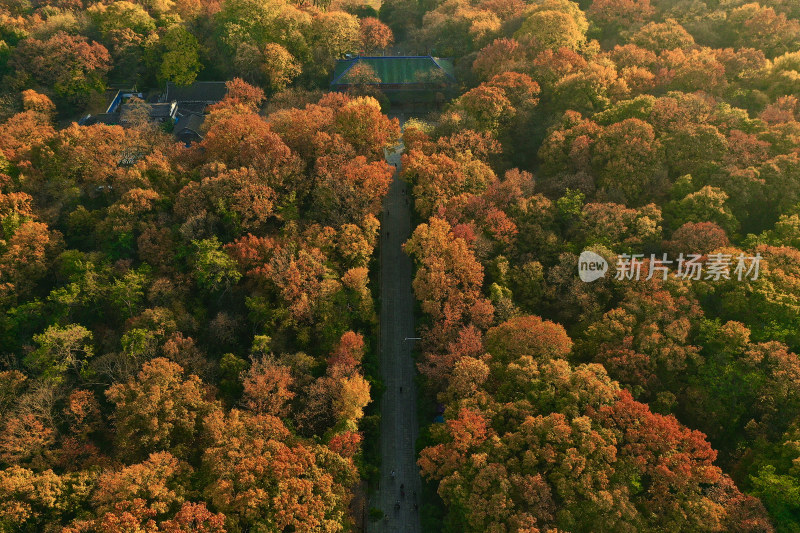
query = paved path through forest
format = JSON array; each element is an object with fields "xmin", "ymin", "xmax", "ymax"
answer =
[{"xmin": 370, "ymin": 119, "xmax": 423, "ymax": 533}]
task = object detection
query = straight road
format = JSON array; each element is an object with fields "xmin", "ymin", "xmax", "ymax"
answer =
[{"xmin": 370, "ymin": 128, "xmax": 423, "ymax": 533}]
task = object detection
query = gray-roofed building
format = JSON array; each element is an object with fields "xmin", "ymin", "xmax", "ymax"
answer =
[
  {"xmin": 147, "ymin": 102, "xmax": 179, "ymax": 121},
  {"xmin": 81, "ymin": 81, "xmax": 230, "ymax": 145},
  {"xmin": 81, "ymin": 101, "xmax": 179, "ymax": 127},
  {"xmin": 119, "ymin": 101, "xmax": 178, "ymax": 124},
  {"xmin": 160, "ymin": 81, "xmax": 231, "ymax": 144},
  {"xmin": 105, "ymin": 89, "xmax": 144, "ymax": 113},
  {"xmin": 161, "ymin": 81, "xmax": 228, "ymax": 113},
  {"xmin": 174, "ymin": 112, "xmax": 206, "ymax": 145},
  {"xmin": 79, "ymin": 113, "xmax": 121, "ymax": 126}
]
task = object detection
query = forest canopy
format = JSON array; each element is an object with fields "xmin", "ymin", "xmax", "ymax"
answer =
[{"xmin": 1, "ymin": 0, "xmax": 800, "ymax": 531}]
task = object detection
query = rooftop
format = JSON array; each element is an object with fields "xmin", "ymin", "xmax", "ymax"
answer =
[
  {"xmin": 80, "ymin": 113, "xmax": 121, "ymax": 126},
  {"xmin": 119, "ymin": 101, "xmax": 178, "ymax": 120},
  {"xmin": 175, "ymin": 112, "xmax": 205, "ymax": 135},
  {"xmin": 163, "ymin": 81, "xmax": 228, "ymax": 104},
  {"xmin": 331, "ymin": 56, "xmax": 456, "ymax": 86},
  {"xmin": 148, "ymin": 102, "xmax": 179, "ymax": 118}
]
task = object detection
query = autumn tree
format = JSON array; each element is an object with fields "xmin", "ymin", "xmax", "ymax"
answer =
[
  {"xmin": 0, "ymin": 100, "xmax": 56, "ymax": 166},
  {"xmin": 0, "ymin": 194, "xmax": 59, "ymax": 304},
  {"xmin": 312, "ymin": 154, "xmax": 393, "ymax": 226},
  {"xmin": 359, "ymin": 17, "xmax": 394, "ymax": 52},
  {"xmin": 472, "ymin": 38, "xmax": 526, "ymax": 81},
  {"xmin": 448, "ymin": 73, "xmax": 540, "ymax": 139},
  {"xmin": 403, "ymin": 148, "xmax": 496, "ymax": 218},
  {"xmin": 297, "ymin": 330, "xmax": 371, "ymax": 435},
  {"xmin": 241, "ymin": 355, "xmax": 295, "ymax": 417},
  {"xmin": 0, "ymin": 382, "xmax": 60, "ymax": 469},
  {"xmin": 575, "ymin": 202, "xmax": 663, "ymax": 252},
  {"xmin": 309, "ymin": 11, "xmax": 360, "ymax": 77},
  {"xmin": 630, "ymin": 19, "xmax": 695, "ymax": 52},
  {"xmin": 330, "ymin": 95, "xmax": 401, "ymax": 160},
  {"xmin": 484, "ymin": 315, "xmax": 572, "ymax": 363},
  {"xmin": 724, "ymin": 3, "xmax": 800, "ymax": 58},
  {"xmin": 200, "ymin": 111, "xmax": 301, "ymax": 192},
  {"xmin": 578, "ymin": 277, "xmax": 702, "ymax": 403},
  {"xmin": 201, "ymin": 409, "xmax": 358, "ymax": 531},
  {"xmin": 404, "ymin": 217, "xmax": 494, "ymax": 352},
  {"xmin": 213, "ymin": 0, "xmax": 313, "ymax": 71},
  {"xmin": 514, "ymin": 0, "xmax": 589, "ymax": 54},
  {"xmin": 106, "ymin": 358, "xmax": 215, "ymax": 461},
  {"xmin": 91, "ymin": 451, "xmax": 191, "ymax": 526},
  {"xmin": 412, "ymin": 0, "xmax": 501, "ymax": 58},
  {"xmin": 0, "ymin": 467, "xmax": 93, "ymax": 530},
  {"xmin": 262, "ymin": 43, "xmax": 302, "ymax": 92},
  {"xmin": 657, "ymin": 47, "xmax": 729, "ymax": 95},
  {"xmin": 9, "ymin": 32, "xmax": 111, "ymax": 107},
  {"xmin": 419, "ymin": 352, "xmax": 763, "ymax": 532},
  {"xmin": 663, "ymin": 221, "xmax": 730, "ymax": 256},
  {"xmin": 589, "ymin": 0, "xmax": 654, "ymax": 36},
  {"xmin": 175, "ymin": 167, "xmax": 278, "ymax": 238}
]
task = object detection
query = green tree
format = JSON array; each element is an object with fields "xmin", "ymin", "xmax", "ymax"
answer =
[
  {"xmin": 191, "ymin": 237, "xmax": 243, "ymax": 295},
  {"xmin": 109, "ymin": 266, "xmax": 151, "ymax": 321},
  {"xmin": 153, "ymin": 26, "xmax": 202, "ymax": 86},
  {"xmin": 751, "ymin": 465, "xmax": 800, "ymax": 532},
  {"xmin": 24, "ymin": 324, "xmax": 93, "ymax": 382}
]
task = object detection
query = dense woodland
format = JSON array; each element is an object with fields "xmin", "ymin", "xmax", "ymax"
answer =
[{"xmin": 1, "ymin": 0, "xmax": 800, "ymax": 531}]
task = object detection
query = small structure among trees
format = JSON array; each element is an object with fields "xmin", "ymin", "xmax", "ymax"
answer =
[
  {"xmin": 160, "ymin": 81, "xmax": 229, "ymax": 114},
  {"xmin": 330, "ymin": 55, "xmax": 457, "ymax": 109}
]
